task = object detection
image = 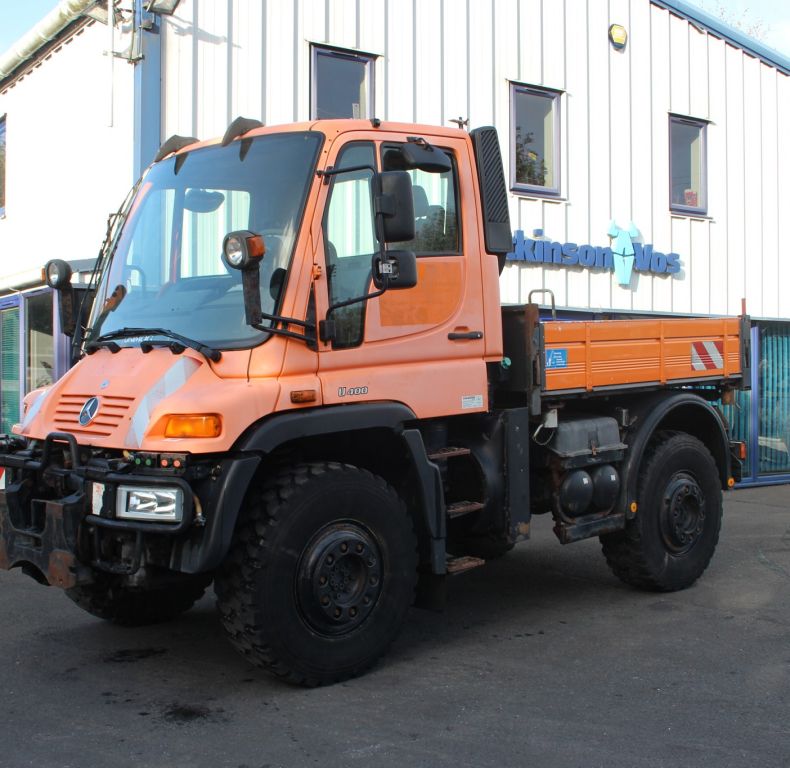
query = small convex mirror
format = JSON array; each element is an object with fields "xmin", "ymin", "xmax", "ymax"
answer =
[
  {"xmin": 373, "ymin": 250, "xmax": 417, "ymax": 290},
  {"xmin": 383, "ymin": 139, "xmax": 452, "ymax": 174}
]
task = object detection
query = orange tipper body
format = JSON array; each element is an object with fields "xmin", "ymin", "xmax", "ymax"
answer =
[
  {"xmin": 542, "ymin": 316, "xmax": 743, "ymax": 393},
  {"xmin": 0, "ymin": 119, "xmax": 750, "ymax": 687}
]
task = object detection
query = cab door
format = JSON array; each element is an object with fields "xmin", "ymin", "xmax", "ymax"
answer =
[{"xmin": 315, "ymin": 131, "xmax": 489, "ymax": 420}]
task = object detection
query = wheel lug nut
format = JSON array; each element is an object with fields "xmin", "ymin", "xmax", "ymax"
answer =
[
  {"xmin": 349, "ymin": 607, "xmax": 358, "ymax": 617},
  {"xmin": 319, "ymin": 575, "xmax": 327, "ymax": 586},
  {"xmin": 363, "ymin": 596, "xmax": 371, "ymax": 605},
  {"xmin": 334, "ymin": 608, "xmax": 342, "ymax": 618},
  {"xmin": 321, "ymin": 596, "xmax": 330, "ymax": 606},
  {"xmin": 370, "ymin": 576, "xmax": 379, "ymax": 586},
  {"xmin": 326, "ymin": 555, "xmax": 334, "ymax": 565},
  {"xmin": 340, "ymin": 542, "xmax": 348, "ymax": 553},
  {"xmin": 356, "ymin": 543, "xmax": 364, "ymax": 553}
]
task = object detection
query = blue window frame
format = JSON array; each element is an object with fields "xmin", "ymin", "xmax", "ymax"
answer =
[
  {"xmin": 669, "ymin": 115, "xmax": 707, "ymax": 215},
  {"xmin": 311, "ymin": 46, "xmax": 375, "ymax": 120},
  {"xmin": 510, "ymin": 84, "xmax": 561, "ymax": 197}
]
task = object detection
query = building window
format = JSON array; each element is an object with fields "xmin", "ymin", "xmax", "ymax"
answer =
[
  {"xmin": 670, "ymin": 116, "xmax": 707, "ymax": 214},
  {"xmin": 0, "ymin": 115, "xmax": 6, "ymax": 217},
  {"xmin": 511, "ymin": 84, "xmax": 560, "ymax": 195},
  {"xmin": 311, "ymin": 46, "xmax": 375, "ymax": 120},
  {"xmin": 26, "ymin": 292, "xmax": 54, "ymax": 393},
  {"xmin": 0, "ymin": 305, "xmax": 20, "ymax": 433}
]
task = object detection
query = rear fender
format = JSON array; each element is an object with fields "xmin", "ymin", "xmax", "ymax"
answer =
[{"xmin": 619, "ymin": 392, "xmax": 732, "ymax": 516}]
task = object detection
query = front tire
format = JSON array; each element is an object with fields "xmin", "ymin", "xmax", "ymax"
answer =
[
  {"xmin": 600, "ymin": 431, "xmax": 723, "ymax": 591},
  {"xmin": 65, "ymin": 572, "xmax": 211, "ymax": 626},
  {"xmin": 215, "ymin": 462, "xmax": 418, "ymax": 686}
]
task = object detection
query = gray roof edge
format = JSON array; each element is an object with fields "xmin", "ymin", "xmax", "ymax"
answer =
[{"xmin": 653, "ymin": 0, "xmax": 790, "ymax": 75}]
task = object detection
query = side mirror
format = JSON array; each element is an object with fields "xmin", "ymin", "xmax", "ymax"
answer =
[
  {"xmin": 44, "ymin": 259, "xmax": 76, "ymax": 337},
  {"xmin": 378, "ymin": 171, "xmax": 415, "ymax": 242},
  {"xmin": 383, "ymin": 141, "xmax": 452, "ymax": 174},
  {"xmin": 373, "ymin": 250, "xmax": 417, "ymax": 290},
  {"xmin": 222, "ymin": 230, "xmax": 266, "ymax": 326}
]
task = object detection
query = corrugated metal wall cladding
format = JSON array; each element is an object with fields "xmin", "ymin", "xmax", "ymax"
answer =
[{"xmin": 161, "ymin": 0, "xmax": 788, "ymax": 320}]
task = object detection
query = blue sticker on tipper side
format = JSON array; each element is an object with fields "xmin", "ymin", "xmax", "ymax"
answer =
[{"xmin": 545, "ymin": 349, "xmax": 568, "ymax": 369}]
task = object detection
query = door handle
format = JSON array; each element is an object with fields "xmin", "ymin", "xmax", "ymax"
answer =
[{"xmin": 448, "ymin": 330, "xmax": 483, "ymax": 340}]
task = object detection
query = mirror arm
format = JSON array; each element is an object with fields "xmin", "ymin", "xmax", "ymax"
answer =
[
  {"xmin": 325, "ymin": 288, "xmax": 386, "ymax": 318},
  {"xmin": 319, "ymin": 286, "xmax": 388, "ymax": 344},
  {"xmin": 241, "ymin": 264, "xmax": 316, "ymax": 343},
  {"xmin": 251, "ymin": 324, "xmax": 316, "ymax": 343},
  {"xmin": 317, "ymin": 163, "xmax": 377, "ymax": 180},
  {"xmin": 255, "ymin": 311, "xmax": 314, "ymax": 330},
  {"xmin": 241, "ymin": 269, "xmax": 263, "ymax": 326},
  {"xmin": 57, "ymin": 285, "xmax": 77, "ymax": 338}
]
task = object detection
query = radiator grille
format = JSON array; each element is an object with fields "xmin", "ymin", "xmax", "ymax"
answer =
[{"xmin": 53, "ymin": 393, "xmax": 134, "ymax": 437}]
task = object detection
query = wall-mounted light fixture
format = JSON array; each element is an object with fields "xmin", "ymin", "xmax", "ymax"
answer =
[
  {"xmin": 609, "ymin": 24, "xmax": 628, "ymax": 50},
  {"xmin": 145, "ymin": 0, "xmax": 181, "ymax": 14}
]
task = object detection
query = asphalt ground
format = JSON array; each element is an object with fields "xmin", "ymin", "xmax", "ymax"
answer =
[{"xmin": 1, "ymin": 485, "xmax": 788, "ymax": 768}]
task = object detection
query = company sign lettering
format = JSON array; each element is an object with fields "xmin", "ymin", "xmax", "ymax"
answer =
[{"xmin": 506, "ymin": 223, "xmax": 680, "ymax": 287}]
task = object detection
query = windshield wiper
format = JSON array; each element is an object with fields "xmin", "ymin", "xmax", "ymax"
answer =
[{"xmin": 86, "ymin": 327, "xmax": 222, "ymax": 363}]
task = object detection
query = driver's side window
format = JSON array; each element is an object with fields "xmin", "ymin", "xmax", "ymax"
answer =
[{"xmin": 323, "ymin": 142, "xmax": 376, "ymax": 348}]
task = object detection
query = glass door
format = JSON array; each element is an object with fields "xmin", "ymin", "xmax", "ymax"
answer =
[{"xmin": 0, "ymin": 304, "xmax": 20, "ymax": 434}]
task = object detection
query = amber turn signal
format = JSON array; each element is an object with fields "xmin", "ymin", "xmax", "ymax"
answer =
[{"xmin": 164, "ymin": 414, "xmax": 222, "ymax": 438}]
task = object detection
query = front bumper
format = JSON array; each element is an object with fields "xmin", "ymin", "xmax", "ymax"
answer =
[{"xmin": 0, "ymin": 432, "xmax": 258, "ymax": 589}]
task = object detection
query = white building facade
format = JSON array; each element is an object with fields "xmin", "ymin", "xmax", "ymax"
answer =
[{"xmin": 0, "ymin": 0, "xmax": 788, "ymax": 482}]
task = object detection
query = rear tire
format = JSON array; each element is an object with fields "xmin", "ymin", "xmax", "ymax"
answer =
[
  {"xmin": 600, "ymin": 431, "xmax": 723, "ymax": 591},
  {"xmin": 215, "ymin": 462, "xmax": 418, "ymax": 686},
  {"xmin": 65, "ymin": 572, "xmax": 211, "ymax": 626}
]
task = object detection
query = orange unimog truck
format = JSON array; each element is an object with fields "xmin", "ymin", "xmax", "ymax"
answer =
[{"xmin": 0, "ymin": 118, "xmax": 749, "ymax": 686}]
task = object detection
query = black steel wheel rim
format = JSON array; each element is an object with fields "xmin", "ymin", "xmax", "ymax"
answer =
[
  {"xmin": 659, "ymin": 472, "xmax": 706, "ymax": 555},
  {"xmin": 296, "ymin": 521, "xmax": 384, "ymax": 636}
]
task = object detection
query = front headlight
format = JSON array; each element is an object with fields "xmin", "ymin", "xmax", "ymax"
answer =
[{"xmin": 116, "ymin": 485, "xmax": 184, "ymax": 523}]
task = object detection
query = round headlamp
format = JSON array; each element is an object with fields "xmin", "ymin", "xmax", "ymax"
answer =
[
  {"xmin": 222, "ymin": 230, "xmax": 266, "ymax": 271},
  {"xmin": 44, "ymin": 259, "xmax": 73, "ymax": 289},
  {"xmin": 224, "ymin": 235, "xmax": 245, "ymax": 267}
]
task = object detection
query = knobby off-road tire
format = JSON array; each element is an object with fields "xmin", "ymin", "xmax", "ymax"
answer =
[
  {"xmin": 65, "ymin": 572, "xmax": 211, "ymax": 626},
  {"xmin": 214, "ymin": 462, "xmax": 418, "ymax": 687},
  {"xmin": 600, "ymin": 431, "xmax": 723, "ymax": 591}
]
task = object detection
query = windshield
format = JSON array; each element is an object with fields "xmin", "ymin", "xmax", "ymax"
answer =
[{"xmin": 87, "ymin": 132, "xmax": 323, "ymax": 349}]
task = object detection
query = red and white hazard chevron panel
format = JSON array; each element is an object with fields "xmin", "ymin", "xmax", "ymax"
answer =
[{"xmin": 691, "ymin": 340, "xmax": 724, "ymax": 371}]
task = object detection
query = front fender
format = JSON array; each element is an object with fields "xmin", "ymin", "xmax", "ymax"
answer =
[
  {"xmin": 234, "ymin": 402, "xmax": 448, "ymax": 573},
  {"xmin": 236, "ymin": 402, "xmax": 418, "ymax": 452}
]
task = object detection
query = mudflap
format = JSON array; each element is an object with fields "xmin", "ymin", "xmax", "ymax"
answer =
[{"xmin": 0, "ymin": 486, "xmax": 92, "ymax": 589}]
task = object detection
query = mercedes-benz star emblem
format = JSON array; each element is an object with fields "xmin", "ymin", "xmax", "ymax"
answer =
[{"xmin": 79, "ymin": 397, "xmax": 101, "ymax": 427}]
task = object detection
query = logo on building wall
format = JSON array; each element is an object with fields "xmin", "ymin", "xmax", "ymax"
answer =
[{"xmin": 506, "ymin": 220, "xmax": 681, "ymax": 287}]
